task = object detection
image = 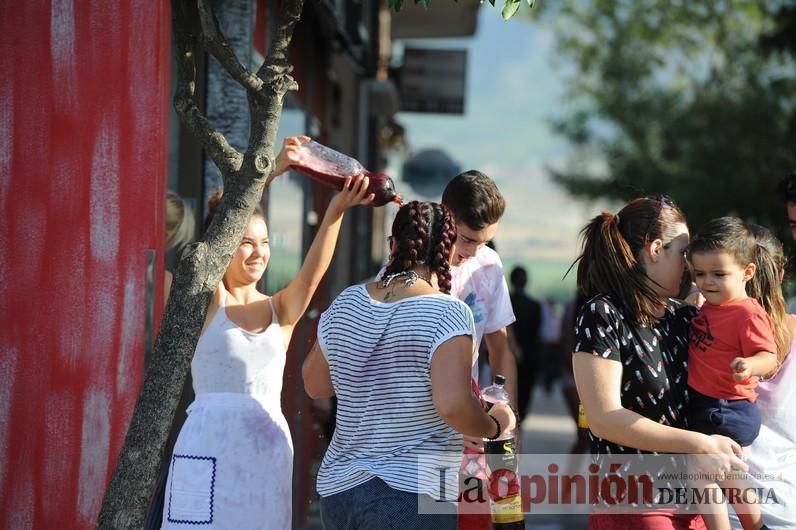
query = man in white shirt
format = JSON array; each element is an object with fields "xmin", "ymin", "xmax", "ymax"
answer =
[
  {"xmin": 442, "ymin": 170, "xmax": 517, "ymax": 404},
  {"xmin": 442, "ymin": 171, "xmax": 518, "ymax": 530}
]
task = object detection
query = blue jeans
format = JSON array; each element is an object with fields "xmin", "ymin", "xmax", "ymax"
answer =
[
  {"xmin": 319, "ymin": 477, "xmax": 458, "ymax": 530},
  {"xmin": 687, "ymin": 387, "xmax": 761, "ymax": 446}
]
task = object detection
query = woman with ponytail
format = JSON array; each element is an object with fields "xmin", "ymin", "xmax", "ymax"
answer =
[
  {"xmin": 302, "ymin": 201, "xmax": 516, "ymax": 529},
  {"xmin": 571, "ymin": 197, "xmax": 747, "ymax": 530}
]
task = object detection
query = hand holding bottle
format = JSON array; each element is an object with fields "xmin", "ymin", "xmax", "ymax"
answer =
[
  {"xmin": 269, "ymin": 135, "xmax": 311, "ymax": 185},
  {"xmin": 482, "ymin": 374, "xmax": 524, "ymax": 528},
  {"xmin": 327, "ymin": 175, "xmax": 375, "ymax": 216},
  {"xmin": 488, "ymin": 401, "xmax": 516, "ymax": 439}
]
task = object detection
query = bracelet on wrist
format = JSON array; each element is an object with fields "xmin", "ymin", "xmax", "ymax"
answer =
[
  {"xmin": 510, "ymin": 405, "xmax": 520, "ymax": 425},
  {"xmin": 487, "ymin": 415, "xmax": 502, "ymax": 440}
]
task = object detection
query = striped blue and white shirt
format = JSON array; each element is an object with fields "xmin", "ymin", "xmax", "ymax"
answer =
[{"xmin": 316, "ymin": 284, "xmax": 476, "ymax": 498}]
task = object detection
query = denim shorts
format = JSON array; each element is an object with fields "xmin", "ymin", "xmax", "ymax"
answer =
[
  {"xmin": 319, "ymin": 477, "xmax": 458, "ymax": 530},
  {"xmin": 686, "ymin": 387, "xmax": 761, "ymax": 446}
]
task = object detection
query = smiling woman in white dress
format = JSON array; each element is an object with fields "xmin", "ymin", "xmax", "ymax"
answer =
[{"xmin": 160, "ymin": 136, "xmax": 374, "ymax": 530}]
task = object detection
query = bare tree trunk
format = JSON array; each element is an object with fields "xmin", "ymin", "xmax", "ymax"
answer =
[{"xmin": 97, "ymin": 0, "xmax": 304, "ymax": 527}]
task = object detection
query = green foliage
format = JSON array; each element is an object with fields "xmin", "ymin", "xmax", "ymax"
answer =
[
  {"xmin": 387, "ymin": 0, "xmax": 534, "ymax": 19},
  {"xmin": 540, "ymin": 0, "xmax": 796, "ymax": 235},
  {"xmin": 502, "ymin": 0, "xmax": 522, "ymax": 20},
  {"xmin": 387, "ymin": 0, "xmax": 432, "ymax": 12}
]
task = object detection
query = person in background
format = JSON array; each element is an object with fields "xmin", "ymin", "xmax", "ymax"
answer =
[
  {"xmin": 302, "ymin": 201, "xmax": 516, "ymax": 530},
  {"xmin": 143, "ymin": 192, "xmax": 197, "ymax": 528},
  {"xmin": 540, "ymin": 297, "xmax": 563, "ymax": 393},
  {"xmin": 163, "ymin": 191, "xmax": 196, "ymax": 301},
  {"xmin": 775, "ymin": 170, "xmax": 796, "ymax": 241},
  {"xmin": 559, "ymin": 291, "xmax": 591, "ymax": 454},
  {"xmin": 728, "ymin": 223, "xmax": 796, "ymax": 530},
  {"xmin": 774, "ymin": 170, "xmax": 796, "ymax": 313},
  {"xmin": 509, "ymin": 265, "xmax": 542, "ymax": 421}
]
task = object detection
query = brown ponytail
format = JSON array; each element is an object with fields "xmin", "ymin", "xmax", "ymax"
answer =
[
  {"xmin": 575, "ymin": 197, "xmax": 687, "ymax": 325},
  {"xmin": 747, "ymin": 223, "xmax": 792, "ymax": 364}
]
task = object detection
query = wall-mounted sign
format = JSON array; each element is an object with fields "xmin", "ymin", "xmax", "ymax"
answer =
[{"xmin": 399, "ymin": 48, "xmax": 467, "ymax": 115}]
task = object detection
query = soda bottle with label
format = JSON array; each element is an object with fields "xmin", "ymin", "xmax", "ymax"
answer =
[
  {"xmin": 481, "ymin": 374, "xmax": 524, "ymax": 530},
  {"xmin": 290, "ymin": 140, "xmax": 403, "ymax": 207}
]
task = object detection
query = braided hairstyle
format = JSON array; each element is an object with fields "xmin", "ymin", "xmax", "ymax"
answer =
[{"xmin": 384, "ymin": 201, "xmax": 457, "ymax": 294}]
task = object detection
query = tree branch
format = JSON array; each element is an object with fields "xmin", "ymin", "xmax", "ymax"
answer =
[
  {"xmin": 261, "ymin": 0, "xmax": 303, "ymax": 66},
  {"xmin": 173, "ymin": 0, "xmax": 243, "ymax": 176},
  {"xmin": 197, "ymin": 0, "xmax": 264, "ymax": 93},
  {"xmin": 253, "ymin": 0, "xmax": 301, "ymax": 98},
  {"xmin": 243, "ymin": 0, "xmax": 304, "ymax": 178},
  {"xmin": 96, "ymin": 1, "xmax": 306, "ymax": 527}
]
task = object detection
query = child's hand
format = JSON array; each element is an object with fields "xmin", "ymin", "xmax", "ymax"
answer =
[
  {"xmin": 730, "ymin": 357, "xmax": 752, "ymax": 381},
  {"xmin": 684, "ymin": 283, "xmax": 705, "ymax": 308},
  {"xmin": 328, "ymin": 175, "xmax": 375, "ymax": 214},
  {"xmin": 268, "ymin": 135, "xmax": 311, "ymax": 185}
]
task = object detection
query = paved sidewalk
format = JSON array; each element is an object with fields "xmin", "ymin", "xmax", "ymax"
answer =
[{"xmin": 520, "ymin": 384, "xmax": 589, "ymax": 529}]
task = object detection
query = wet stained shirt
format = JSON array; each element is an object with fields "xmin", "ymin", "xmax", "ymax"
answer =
[{"xmin": 574, "ymin": 294, "xmax": 698, "ymax": 455}]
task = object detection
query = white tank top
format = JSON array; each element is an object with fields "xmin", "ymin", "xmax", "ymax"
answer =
[{"xmin": 191, "ymin": 293, "xmax": 287, "ymax": 410}]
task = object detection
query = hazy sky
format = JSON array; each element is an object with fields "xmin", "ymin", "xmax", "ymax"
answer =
[{"xmin": 392, "ymin": 8, "xmax": 616, "ymax": 272}]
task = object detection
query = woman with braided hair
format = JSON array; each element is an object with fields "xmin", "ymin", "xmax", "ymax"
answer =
[{"xmin": 303, "ymin": 201, "xmax": 517, "ymax": 529}]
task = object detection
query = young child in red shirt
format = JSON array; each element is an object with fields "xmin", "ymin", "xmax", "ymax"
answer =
[{"xmin": 687, "ymin": 216, "xmax": 779, "ymax": 530}]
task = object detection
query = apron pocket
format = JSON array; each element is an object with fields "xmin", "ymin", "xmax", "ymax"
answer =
[{"xmin": 166, "ymin": 454, "xmax": 217, "ymax": 524}]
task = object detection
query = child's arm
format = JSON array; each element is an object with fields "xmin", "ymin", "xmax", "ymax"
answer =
[
  {"xmin": 732, "ymin": 305, "xmax": 779, "ymax": 381},
  {"xmin": 730, "ymin": 352, "xmax": 779, "ymax": 381}
]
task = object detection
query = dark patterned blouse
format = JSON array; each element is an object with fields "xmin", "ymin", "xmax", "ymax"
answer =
[{"xmin": 574, "ymin": 294, "xmax": 697, "ymax": 455}]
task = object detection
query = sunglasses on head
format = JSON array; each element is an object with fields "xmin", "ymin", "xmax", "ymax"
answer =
[{"xmin": 643, "ymin": 194, "xmax": 676, "ymax": 243}]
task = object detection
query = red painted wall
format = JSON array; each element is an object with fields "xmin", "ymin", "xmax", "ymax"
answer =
[{"xmin": 0, "ymin": 1, "xmax": 171, "ymax": 528}]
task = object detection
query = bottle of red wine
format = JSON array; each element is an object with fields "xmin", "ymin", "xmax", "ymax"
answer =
[{"xmin": 290, "ymin": 140, "xmax": 402, "ymax": 207}]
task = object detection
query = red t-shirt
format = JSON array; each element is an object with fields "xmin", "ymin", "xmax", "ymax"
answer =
[{"xmin": 687, "ymin": 297, "xmax": 775, "ymax": 402}]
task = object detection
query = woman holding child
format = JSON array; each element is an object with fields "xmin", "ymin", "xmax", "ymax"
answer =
[{"xmin": 572, "ymin": 196, "xmax": 747, "ymax": 530}]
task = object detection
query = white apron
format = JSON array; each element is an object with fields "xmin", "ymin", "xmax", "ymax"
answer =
[{"xmin": 162, "ymin": 296, "xmax": 292, "ymax": 530}]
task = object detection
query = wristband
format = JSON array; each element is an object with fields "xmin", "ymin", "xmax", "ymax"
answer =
[
  {"xmin": 487, "ymin": 415, "xmax": 502, "ymax": 440},
  {"xmin": 510, "ymin": 405, "xmax": 520, "ymax": 424}
]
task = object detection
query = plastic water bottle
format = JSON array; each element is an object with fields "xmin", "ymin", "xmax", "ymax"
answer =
[
  {"xmin": 290, "ymin": 140, "xmax": 403, "ymax": 207},
  {"xmin": 481, "ymin": 374, "xmax": 524, "ymax": 529}
]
